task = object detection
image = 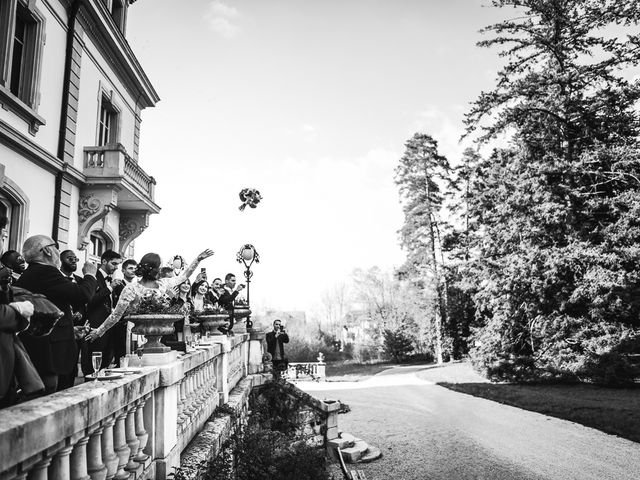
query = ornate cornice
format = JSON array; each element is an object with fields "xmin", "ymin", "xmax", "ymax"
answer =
[{"xmin": 77, "ymin": 0, "xmax": 159, "ymax": 109}]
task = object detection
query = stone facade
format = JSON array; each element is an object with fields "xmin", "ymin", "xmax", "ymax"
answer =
[{"xmin": 0, "ymin": 0, "xmax": 159, "ymax": 260}]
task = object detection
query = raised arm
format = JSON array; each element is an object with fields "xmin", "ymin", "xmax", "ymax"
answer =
[
  {"xmin": 172, "ymin": 249, "xmax": 215, "ymax": 286},
  {"xmin": 86, "ymin": 284, "xmax": 136, "ymax": 341}
]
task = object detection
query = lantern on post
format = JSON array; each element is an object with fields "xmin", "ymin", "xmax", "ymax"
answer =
[{"xmin": 236, "ymin": 244, "xmax": 259, "ymax": 330}]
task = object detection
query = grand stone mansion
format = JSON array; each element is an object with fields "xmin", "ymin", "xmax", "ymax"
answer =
[{"xmin": 0, "ymin": 0, "xmax": 159, "ymax": 260}]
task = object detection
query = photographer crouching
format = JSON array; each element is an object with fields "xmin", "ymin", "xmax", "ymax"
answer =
[{"xmin": 266, "ymin": 319, "xmax": 289, "ymax": 380}]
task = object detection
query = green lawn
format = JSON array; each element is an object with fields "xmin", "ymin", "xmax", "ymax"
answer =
[
  {"xmin": 439, "ymin": 381, "xmax": 640, "ymax": 443},
  {"xmin": 325, "ymin": 361, "xmax": 394, "ymax": 382}
]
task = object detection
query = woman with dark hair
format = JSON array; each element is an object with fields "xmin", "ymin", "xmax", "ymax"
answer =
[
  {"xmin": 190, "ymin": 279, "xmax": 213, "ymax": 312},
  {"xmin": 86, "ymin": 249, "xmax": 214, "ymax": 342}
]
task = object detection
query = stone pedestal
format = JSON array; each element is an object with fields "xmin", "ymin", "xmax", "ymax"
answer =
[
  {"xmin": 127, "ymin": 351, "xmax": 178, "ymax": 367},
  {"xmin": 248, "ymin": 331, "xmax": 265, "ymax": 374},
  {"xmin": 151, "ymin": 360, "xmax": 183, "ymax": 480},
  {"xmin": 209, "ymin": 337, "xmax": 230, "ymax": 402}
]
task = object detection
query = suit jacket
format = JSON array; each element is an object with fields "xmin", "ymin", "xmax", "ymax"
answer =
[
  {"xmin": 86, "ymin": 271, "xmax": 113, "ymax": 329},
  {"xmin": 0, "ymin": 303, "xmax": 27, "ymax": 398},
  {"xmin": 16, "ymin": 263, "xmax": 97, "ymax": 375},
  {"xmin": 218, "ymin": 288, "xmax": 239, "ymax": 317},
  {"xmin": 205, "ymin": 290, "xmax": 220, "ymax": 306},
  {"xmin": 265, "ymin": 330, "xmax": 289, "ymax": 359},
  {"xmin": 62, "ymin": 272, "xmax": 87, "ymax": 323}
]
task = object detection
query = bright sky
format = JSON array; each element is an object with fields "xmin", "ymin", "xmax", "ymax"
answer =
[{"xmin": 127, "ymin": 0, "xmax": 506, "ymax": 313}]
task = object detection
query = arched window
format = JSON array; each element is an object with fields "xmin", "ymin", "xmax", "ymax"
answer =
[
  {"xmin": 89, "ymin": 232, "xmax": 110, "ymax": 261},
  {"xmin": 0, "ymin": 197, "xmax": 11, "ymax": 254}
]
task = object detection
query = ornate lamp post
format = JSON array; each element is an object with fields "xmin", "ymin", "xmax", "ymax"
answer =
[{"xmin": 236, "ymin": 244, "xmax": 259, "ymax": 330}]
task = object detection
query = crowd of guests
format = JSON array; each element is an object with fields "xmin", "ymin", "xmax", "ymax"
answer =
[{"xmin": 0, "ymin": 234, "xmax": 247, "ymax": 408}]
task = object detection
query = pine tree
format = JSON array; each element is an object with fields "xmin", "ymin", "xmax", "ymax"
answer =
[{"xmin": 395, "ymin": 133, "xmax": 452, "ymax": 363}]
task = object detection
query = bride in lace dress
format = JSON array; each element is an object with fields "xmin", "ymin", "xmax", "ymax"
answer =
[{"xmin": 85, "ymin": 249, "xmax": 214, "ymax": 343}]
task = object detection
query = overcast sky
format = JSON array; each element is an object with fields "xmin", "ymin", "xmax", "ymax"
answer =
[{"xmin": 126, "ymin": 0, "xmax": 507, "ymax": 313}]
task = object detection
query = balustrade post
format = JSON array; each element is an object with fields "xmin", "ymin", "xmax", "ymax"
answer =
[
  {"xmin": 86, "ymin": 426, "xmax": 107, "ymax": 480},
  {"xmin": 28, "ymin": 456, "xmax": 53, "ymax": 480},
  {"xmin": 100, "ymin": 416, "xmax": 118, "ymax": 480},
  {"xmin": 69, "ymin": 435, "xmax": 90, "ymax": 480},
  {"xmin": 177, "ymin": 380, "xmax": 186, "ymax": 427},
  {"xmin": 112, "ymin": 411, "xmax": 131, "ymax": 480},
  {"xmin": 186, "ymin": 372, "xmax": 197, "ymax": 418},
  {"xmin": 207, "ymin": 362, "xmax": 216, "ymax": 395},
  {"xmin": 124, "ymin": 405, "xmax": 140, "ymax": 473},
  {"xmin": 195, "ymin": 366, "xmax": 205, "ymax": 409},
  {"xmin": 49, "ymin": 444, "xmax": 72, "ymax": 480},
  {"xmin": 134, "ymin": 398, "xmax": 150, "ymax": 464}
]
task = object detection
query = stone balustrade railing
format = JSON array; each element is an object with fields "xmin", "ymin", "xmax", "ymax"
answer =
[
  {"xmin": 286, "ymin": 362, "xmax": 327, "ymax": 381},
  {"xmin": 226, "ymin": 337, "xmax": 248, "ymax": 393},
  {"xmin": 0, "ymin": 369, "xmax": 159, "ymax": 480},
  {"xmin": 0, "ymin": 334, "xmax": 257, "ymax": 480},
  {"xmin": 176, "ymin": 344, "xmax": 222, "ymax": 453},
  {"xmin": 83, "ymin": 145, "xmax": 156, "ymax": 201}
]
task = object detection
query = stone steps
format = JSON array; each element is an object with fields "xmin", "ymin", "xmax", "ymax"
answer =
[{"xmin": 328, "ymin": 432, "xmax": 382, "ymax": 465}]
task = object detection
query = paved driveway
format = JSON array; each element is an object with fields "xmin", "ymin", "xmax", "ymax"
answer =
[{"xmin": 301, "ymin": 365, "xmax": 640, "ymax": 480}]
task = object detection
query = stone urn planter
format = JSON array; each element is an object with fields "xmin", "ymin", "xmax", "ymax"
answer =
[
  {"xmin": 127, "ymin": 314, "xmax": 184, "ymax": 353},
  {"xmin": 233, "ymin": 307, "xmax": 251, "ymax": 319},
  {"xmin": 193, "ymin": 312, "xmax": 230, "ymax": 335}
]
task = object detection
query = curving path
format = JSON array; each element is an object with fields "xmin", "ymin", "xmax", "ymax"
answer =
[{"xmin": 301, "ymin": 364, "xmax": 640, "ymax": 480}]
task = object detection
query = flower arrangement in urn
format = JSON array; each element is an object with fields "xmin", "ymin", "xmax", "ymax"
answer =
[
  {"xmin": 192, "ymin": 303, "xmax": 230, "ymax": 334},
  {"xmin": 126, "ymin": 290, "xmax": 183, "ymax": 353},
  {"xmin": 233, "ymin": 297, "xmax": 251, "ymax": 319},
  {"xmin": 132, "ymin": 290, "xmax": 182, "ymax": 315}
]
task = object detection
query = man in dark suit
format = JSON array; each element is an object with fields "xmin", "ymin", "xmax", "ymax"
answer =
[
  {"xmin": 265, "ymin": 319, "xmax": 289, "ymax": 379},
  {"xmin": 60, "ymin": 250, "xmax": 89, "ymax": 382},
  {"xmin": 217, "ymin": 273, "xmax": 245, "ymax": 335},
  {"xmin": 205, "ymin": 277, "xmax": 223, "ymax": 305},
  {"xmin": 16, "ymin": 235, "xmax": 97, "ymax": 393},
  {"xmin": 82, "ymin": 250, "xmax": 123, "ymax": 375}
]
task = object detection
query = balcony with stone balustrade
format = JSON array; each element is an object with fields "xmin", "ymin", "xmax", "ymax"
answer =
[
  {"xmin": 82, "ymin": 145, "xmax": 159, "ymax": 214},
  {"xmin": 0, "ymin": 333, "xmax": 268, "ymax": 480}
]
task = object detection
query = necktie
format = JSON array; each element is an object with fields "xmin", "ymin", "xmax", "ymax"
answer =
[{"xmin": 106, "ymin": 275, "xmax": 112, "ymax": 283}]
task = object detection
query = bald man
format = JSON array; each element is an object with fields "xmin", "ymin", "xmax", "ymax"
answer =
[{"xmin": 16, "ymin": 235, "xmax": 98, "ymax": 393}]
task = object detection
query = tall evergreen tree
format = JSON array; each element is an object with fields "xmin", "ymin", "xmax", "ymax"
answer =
[
  {"xmin": 464, "ymin": 0, "xmax": 640, "ymax": 383},
  {"xmin": 395, "ymin": 133, "xmax": 452, "ymax": 363}
]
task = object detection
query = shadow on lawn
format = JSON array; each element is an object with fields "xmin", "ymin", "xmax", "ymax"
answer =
[{"xmin": 438, "ymin": 381, "xmax": 640, "ymax": 444}]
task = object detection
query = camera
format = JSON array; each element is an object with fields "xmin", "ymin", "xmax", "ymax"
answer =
[{"xmin": 200, "ymin": 267, "xmax": 206, "ymax": 273}]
